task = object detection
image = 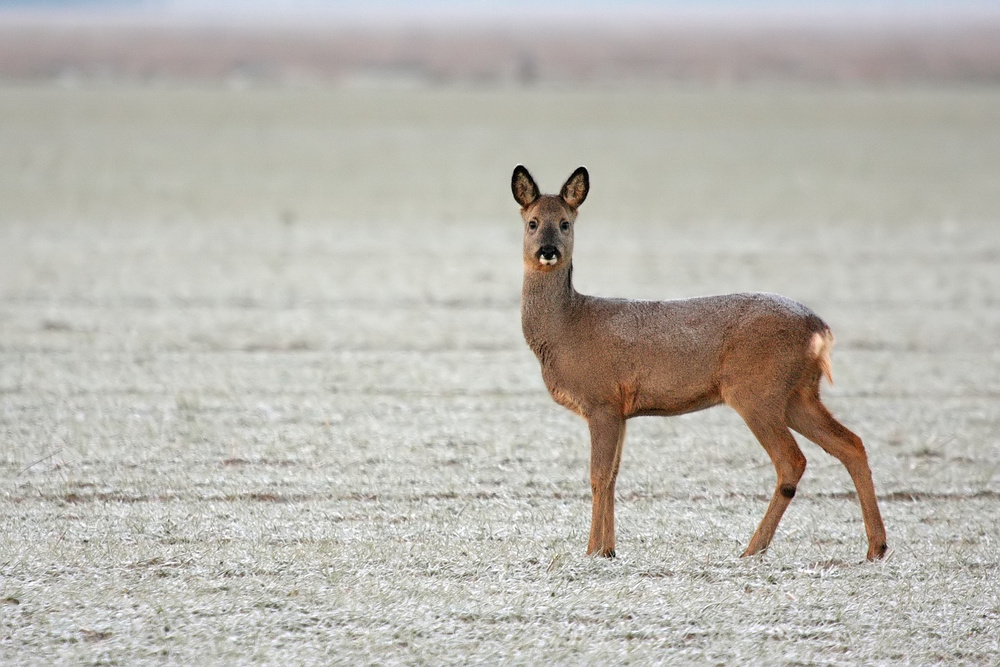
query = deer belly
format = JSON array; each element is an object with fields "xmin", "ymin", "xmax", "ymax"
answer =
[{"xmin": 628, "ymin": 379, "xmax": 722, "ymax": 417}]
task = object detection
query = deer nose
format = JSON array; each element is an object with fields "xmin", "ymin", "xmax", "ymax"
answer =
[
  {"xmin": 539, "ymin": 245, "xmax": 559, "ymax": 259},
  {"xmin": 537, "ymin": 245, "xmax": 561, "ymax": 265}
]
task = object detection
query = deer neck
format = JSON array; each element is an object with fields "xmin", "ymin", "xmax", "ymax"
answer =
[{"xmin": 521, "ymin": 261, "xmax": 579, "ymax": 353}]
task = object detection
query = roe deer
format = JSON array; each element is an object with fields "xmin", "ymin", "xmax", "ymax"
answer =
[{"xmin": 512, "ymin": 165, "xmax": 888, "ymax": 561}]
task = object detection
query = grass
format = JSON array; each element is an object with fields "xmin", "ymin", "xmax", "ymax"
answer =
[{"xmin": 1, "ymin": 81, "xmax": 999, "ymax": 664}]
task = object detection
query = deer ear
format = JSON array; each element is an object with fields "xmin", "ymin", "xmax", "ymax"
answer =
[
  {"xmin": 511, "ymin": 165, "xmax": 540, "ymax": 208},
  {"xmin": 560, "ymin": 166, "xmax": 589, "ymax": 209}
]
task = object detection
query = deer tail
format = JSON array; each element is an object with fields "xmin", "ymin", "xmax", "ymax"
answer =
[{"xmin": 808, "ymin": 329, "xmax": 835, "ymax": 386}]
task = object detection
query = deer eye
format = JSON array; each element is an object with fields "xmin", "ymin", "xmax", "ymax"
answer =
[
  {"xmin": 560, "ymin": 220, "xmax": 571, "ymax": 232},
  {"xmin": 527, "ymin": 220, "xmax": 538, "ymax": 231}
]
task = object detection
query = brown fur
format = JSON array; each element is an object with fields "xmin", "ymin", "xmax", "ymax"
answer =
[{"xmin": 512, "ymin": 165, "xmax": 888, "ymax": 561}]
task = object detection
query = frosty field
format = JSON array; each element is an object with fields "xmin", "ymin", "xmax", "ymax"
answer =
[{"xmin": 1, "ymin": 83, "xmax": 999, "ymax": 664}]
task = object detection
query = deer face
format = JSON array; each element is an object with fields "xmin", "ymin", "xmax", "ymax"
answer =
[{"xmin": 512, "ymin": 166, "xmax": 589, "ymax": 272}]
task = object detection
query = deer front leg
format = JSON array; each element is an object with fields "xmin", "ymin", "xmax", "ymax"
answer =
[{"xmin": 586, "ymin": 410, "xmax": 626, "ymax": 558}]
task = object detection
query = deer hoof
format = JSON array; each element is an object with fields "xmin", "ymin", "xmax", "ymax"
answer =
[
  {"xmin": 867, "ymin": 542, "xmax": 889, "ymax": 561},
  {"xmin": 586, "ymin": 547, "xmax": 616, "ymax": 559}
]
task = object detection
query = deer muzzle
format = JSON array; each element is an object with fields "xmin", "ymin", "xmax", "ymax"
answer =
[{"xmin": 537, "ymin": 245, "xmax": 561, "ymax": 265}]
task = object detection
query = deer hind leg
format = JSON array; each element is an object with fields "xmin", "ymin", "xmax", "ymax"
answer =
[
  {"xmin": 786, "ymin": 388, "xmax": 888, "ymax": 560},
  {"xmin": 730, "ymin": 402, "xmax": 808, "ymax": 558},
  {"xmin": 586, "ymin": 410, "xmax": 626, "ymax": 558}
]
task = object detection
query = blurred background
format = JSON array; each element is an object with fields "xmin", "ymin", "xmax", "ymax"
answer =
[
  {"xmin": 2, "ymin": 1, "xmax": 1000, "ymax": 85},
  {"xmin": 2, "ymin": 0, "xmax": 1000, "ymax": 227}
]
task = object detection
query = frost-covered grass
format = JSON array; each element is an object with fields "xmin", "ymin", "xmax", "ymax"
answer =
[{"xmin": 2, "ymin": 83, "xmax": 999, "ymax": 664}]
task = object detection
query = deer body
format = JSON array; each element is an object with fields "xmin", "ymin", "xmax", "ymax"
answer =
[
  {"xmin": 513, "ymin": 165, "xmax": 888, "ymax": 561},
  {"xmin": 523, "ymin": 288, "xmax": 828, "ymax": 419}
]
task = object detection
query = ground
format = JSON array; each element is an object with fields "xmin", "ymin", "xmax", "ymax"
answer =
[{"xmin": 1, "ymin": 83, "xmax": 999, "ymax": 664}]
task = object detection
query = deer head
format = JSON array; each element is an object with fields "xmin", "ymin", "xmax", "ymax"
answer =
[{"xmin": 512, "ymin": 165, "xmax": 589, "ymax": 272}]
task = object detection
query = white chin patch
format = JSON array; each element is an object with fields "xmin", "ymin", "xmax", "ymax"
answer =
[{"xmin": 539, "ymin": 257, "xmax": 558, "ymax": 266}]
